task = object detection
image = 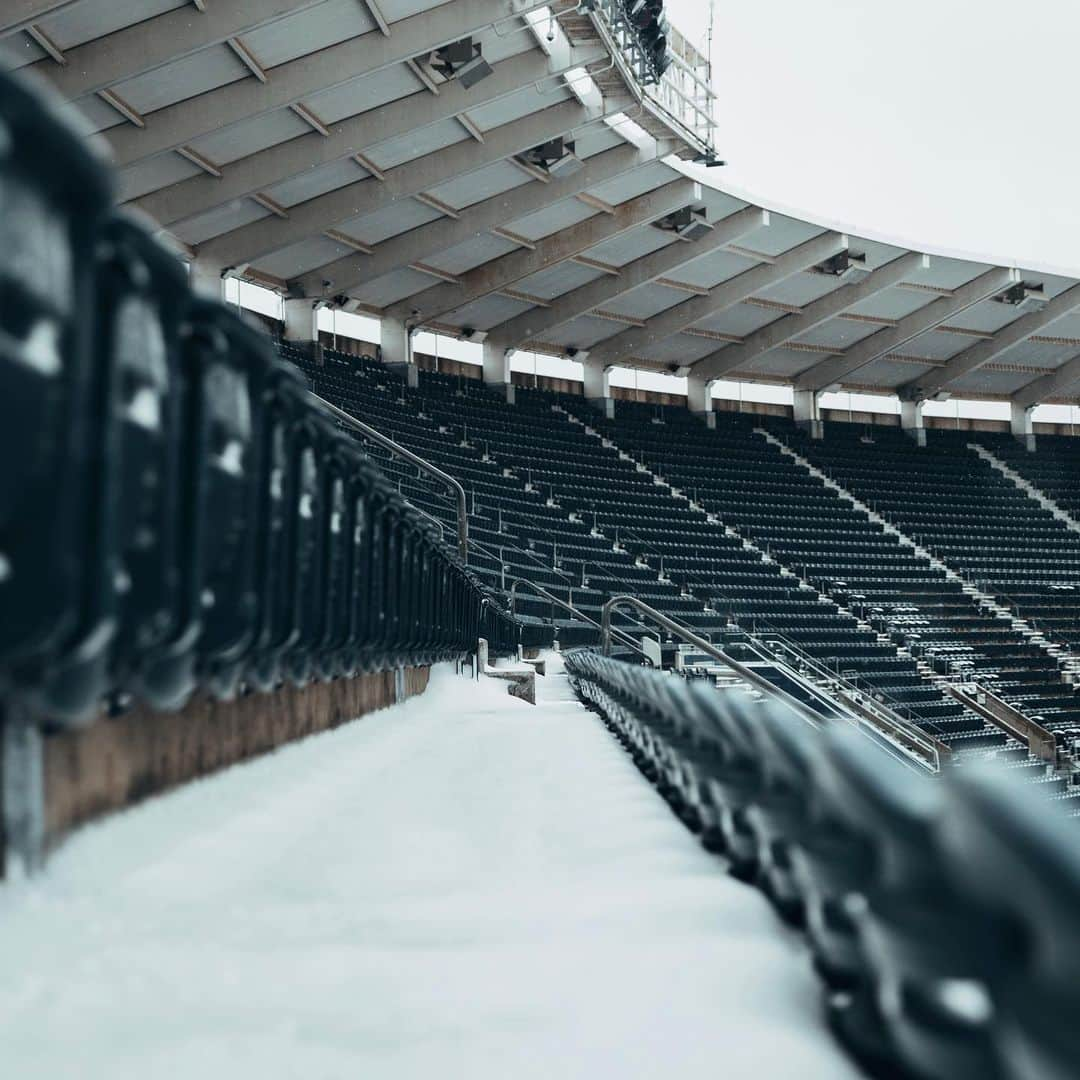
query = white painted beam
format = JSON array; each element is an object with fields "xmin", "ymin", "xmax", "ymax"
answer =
[
  {"xmin": 383, "ymin": 177, "xmax": 698, "ymax": 325},
  {"xmin": 103, "ymin": 0, "xmax": 565, "ymax": 167},
  {"xmin": 692, "ymin": 250, "xmax": 927, "ymax": 380},
  {"xmin": 585, "ymin": 231, "xmax": 847, "ymax": 367},
  {"xmin": 900, "ymin": 281, "xmax": 1080, "ymax": 400},
  {"xmin": 793, "ymin": 267, "xmax": 1017, "ymax": 391}
]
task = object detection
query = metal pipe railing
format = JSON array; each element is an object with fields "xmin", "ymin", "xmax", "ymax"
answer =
[
  {"xmin": 308, "ymin": 391, "xmax": 468, "ymax": 562},
  {"xmin": 599, "ymin": 594, "xmax": 827, "ymax": 727},
  {"xmin": 510, "ymin": 578, "xmax": 647, "ymax": 659}
]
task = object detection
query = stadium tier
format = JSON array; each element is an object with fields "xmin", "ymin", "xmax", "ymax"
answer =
[{"xmin": 4, "ymin": 4, "xmax": 1080, "ymax": 1080}]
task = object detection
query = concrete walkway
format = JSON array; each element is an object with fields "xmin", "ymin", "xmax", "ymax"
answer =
[{"xmin": 0, "ymin": 656, "xmax": 856, "ymax": 1080}]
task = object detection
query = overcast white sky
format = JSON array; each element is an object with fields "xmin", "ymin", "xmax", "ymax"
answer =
[{"xmin": 668, "ymin": 0, "xmax": 1079, "ymax": 274}]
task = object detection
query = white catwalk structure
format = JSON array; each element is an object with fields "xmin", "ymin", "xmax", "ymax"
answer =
[
  {"xmin": 0, "ymin": 658, "xmax": 856, "ymax": 1080},
  {"xmin": 8, "ymin": 0, "xmax": 1080, "ymax": 443}
]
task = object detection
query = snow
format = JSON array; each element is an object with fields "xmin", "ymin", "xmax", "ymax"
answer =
[{"xmin": 0, "ymin": 655, "xmax": 857, "ymax": 1080}]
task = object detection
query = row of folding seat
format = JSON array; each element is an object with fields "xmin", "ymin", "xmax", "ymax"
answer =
[
  {"xmin": 566, "ymin": 650, "xmax": 1080, "ymax": 1080},
  {"xmin": 0, "ymin": 70, "xmax": 517, "ymax": 729}
]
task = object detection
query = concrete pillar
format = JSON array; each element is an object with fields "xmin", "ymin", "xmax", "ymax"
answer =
[
  {"xmin": 900, "ymin": 398, "xmax": 927, "ymax": 447},
  {"xmin": 687, "ymin": 374, "xmax": 716, "ymax": 429},
  {"xmin": 282, "ymin": 298, "xmax": 318, "ymax": 343},
  {"xmin": 381, "ymin": 317, "xmax": 417, "ymax": 388},
  {"xmin": 583, "ymin": 357, "xmax": 614, "ymax": 419},
  {"xmin": 793, "ymin": 388, "xmax": 823, "ymax": 439},
  {"xmin": 189, "ymin": 256, "xmax": 227, "ymax": 300},
  {"xmin": 482, "ymin": 338, "xmax": 515, "ymax": 403},
  {"xmin": 1010, "ymin": 401, "xmax": 1036, "ymax": 451}
]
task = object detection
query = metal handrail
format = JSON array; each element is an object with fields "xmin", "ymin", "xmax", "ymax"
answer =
[
  {"xmin": 308, "ymin": 391, "xmax": 468, "ymax": 562},
  {"xmin": 743, "ymin": 619, "xmax": 951, "ymax": 757},
  {"xmin": 600, "ymin": 595, "xmax": 824, "ymax": 727},
  {"xmin": 510, "ymin": 578, "xmax": 648, "ymax": 659}
]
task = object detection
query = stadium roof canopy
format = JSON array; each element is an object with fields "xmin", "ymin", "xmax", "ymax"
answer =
[{"xmin": 6, "ymin": 0, "xmax": 1080, "ymax": 406}]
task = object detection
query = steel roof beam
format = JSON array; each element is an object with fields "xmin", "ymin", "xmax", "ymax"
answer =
[
  {"xmin": 899, "ymin": 281, "xmax": 1080, "ymax": 401},
  {"xmin": 103, "ymin": 0, "xmax": 556, "ymax": 168},
  {"xmin": 692, "ymin": 250, "xmax": 928, "ymax": 381},
  {"xmin": 793, "ymin": 267, "xmax": 1017, "ymax": 391},
  {"xmin": 383, "ymin": 176, "xmax": 699, "ymax": 324},
  {"xmin": 197, "ymin": 97, "xmax": 596, "ymax": 269},
  {"xmin": 290, "ymin": 141, "xmax": 657, "ymax": 298},
  {"xmin": 25, "ymin": 0, "xmax": 325, "ymax": 100},
  {"xmin": 1012, "ymin": 352, "xmax": 1080, "ymax": 408},
  {"xmin": 583, "ymin": 231, "xmax": 847, "ymax": 367},
  {"xmin": 485, "ymin": 206, "xmax": 768, "ymax": 350},
  {"xmin": 133, "ymin": 47, "xmax": 591, "ymax": 226}
]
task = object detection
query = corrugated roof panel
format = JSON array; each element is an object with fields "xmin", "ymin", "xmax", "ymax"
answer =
[
  {"xmin": 509, "ymin": 199, "xmax": 597, "ymax": 242},
  {"xmin": 952, "ymin": 369, "xmax": 1034, "ymax": 397},
  {"xmin": 756, "ymin": 270, "xmax": 848, "ymax": 308},
  {"xmin": 746, "ymin": 215, "xmax": 825, "ymax": 257},
  {"xmin": 917, "ymin": 256, "xmax": 996, "ymax": 291},
  {"xmin": 602, "ymin": 282, "xmax": 685, "ymax": 321},
  {"xmin": 994, "ymin": 338, "xmax": 1080, "ymax": 370},
  {"xmin": 351, "ymin": 266, "xmax": 437, "ymax": 308},
  {"xmin": 242, "ymin": 0, "xmax": 376, "ymax": 68},
  {"xmin": 0, "ymin": 34, "xmax": 43, "ymax": 69},
  {"xmin": 41, "ymin": 0, "xmax": 184, "ymax": 51},
  {"xmin": 305, "ymin": 64, "xmax": 423, "ymax": 125},
  {"xmin": 190, "ymin": 109, "xmax": 312, "ymax": 167},
  {"xmin": 514, "ymin": 259, "xmax": 606, "ymax": 301},
  {"xmin": 844, "ymin": 284, "xmax": 938, "ymax": 322},
  {"xmin": 264, "ymin": 157, "xmax": 367, "ymax": 208},
  {"xmin": 544, "ymin": 315, "xmax": 631, "ymax": 350},
  {"xmin": 747, "ymin": 347, "xmax": 818, "ymax": 379},
  {"xmin": 111, "ymin": 44, "xmax": 247, "ymax": 115},
  {"xmin": 664, "ymin": 248, "xmax": 757, "ymax": 289},
  {"xmin": 854, "ymin": 357, "xmax": 936, "ymax": 388},
  {"xmin": 379, "ymin": 0, "xmax": 456, "ymax": 22},
  {"xmin": 366, "ymin": 117, "xmax": 467, "ymax": 171},
  {"xmin": 637, "ymin": 330, "xmax": 713, "ymax": 365},
  {"xmin": 338, "ymin": 197, "xmax": 444, "ymax": 244},
  {"xmin": 475, "ymin": 20, "xmax": 543, "ymax": 65},
  {"xmin": 945, "ymin": 298, "xmax": 1033, "ymax": 336},
  {"xmin": 791, "ymin": 316, "xmax": 884, "ymax": 352},
  {"xmin": 695, "ymin": 303, "xmax": 787, "ymax": 339},
  {"xmin": 117, "ymin": 152, "xmax": 201, "ymax": 203},
  {"xmin": 466, "ymin": 84, "xmax": 571, "ymax": 132},
  {"xmin": 584, "ymin": 224, "xmax": 674, "ymax": 267},
  {"xmin": 582, "ymin": 160, "xmax": 681, "ymax": 205},
  {"xmin": 254, "ymin": 235, "xmax": 355, "ymax": 280},
  {"xmin": 427, "ymin": 160, "xmax": 533, "ymax": 210},
  {"xmin": 574, "ymin": 124, "xmax": 629, "ymax": 159},
  {"xmin": 896, "ymin": 329, "xmax": 978, "ymax": 363},
  {"xmin": 425, "ymin": 233, "xmax": 519, "ymax": 275},
  {"xmin": 173, "ymin": 199, "xmax": 270, "ymax": 246},
  {"xmin": 441, "ymin": 293, "xmax": 534, "ymax": 331}
]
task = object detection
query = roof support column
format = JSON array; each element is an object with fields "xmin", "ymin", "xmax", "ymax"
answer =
[
  {"xmin": 900, "ymin": 398, "xmax": 927, "ymax": 447},
  {"xmin": 583, "ymin": 356, "xmax": 613, "ymax": 419},
  {"xmin": 793, "ymin": 388, "xmax": 823, "ymax": 440},
  {"xmin": 1011, "ymin": 401, "xmax": 1036, "ymax": 452},
  {"xmin": 482, "ymin": 338, "xmax": 514, "ymax": 404},
  {"xmin": 282, "ymin": 298, "xmax": 318, "ymax": 344},
  {"xmin": 380, "ymin": 318, "xmax": 417, "ymax": 389},
  {"xmin": 687, "ymin": 374, "xmax": 716, "ymax": 429}
]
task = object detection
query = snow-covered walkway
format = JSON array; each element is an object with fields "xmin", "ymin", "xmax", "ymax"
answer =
[{"xmin": 0, "ymin": 656, "xmax": 856, "ymax": 1079}]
